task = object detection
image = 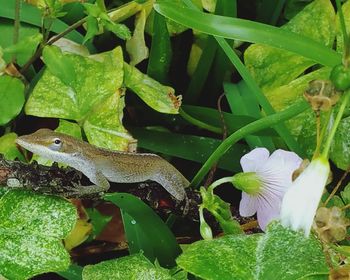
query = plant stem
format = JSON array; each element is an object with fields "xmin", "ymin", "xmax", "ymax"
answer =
[
  {"xmin": 12, "ymin": 0, "xmax": 21, "ymax": 62},
  {"xmin": 314, "ymin": 109, "xmax": 332, "ymax": 156},
  {"xmin": 191, "ymin": 99, "xmax": 309, "ymax": 187},
  {"xmin": 324, "ymin": 166, "xmax": 350, "ymax": 207},
  {"xmin": 20, "ymin": 17, "xmax": 87, "ymax": 74},
  {"xmin": 179, "ymin": 108, "xmax": 221, "ymax": 134},
  {"xmin": 322, "ymin": 90, "xmax": 350, "ymax": 158}
]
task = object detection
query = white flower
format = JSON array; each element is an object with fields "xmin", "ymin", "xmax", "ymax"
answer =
[
  {"xmin": 280, "ymin": 156, "xmax": 330, "ymax": 236},
  {"xmin": 234, "ymin": 148, "xmax": 302, "ymax": 231}
]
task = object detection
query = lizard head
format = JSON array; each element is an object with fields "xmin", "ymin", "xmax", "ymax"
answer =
[{"xmin": 16, "ymin": 129, "xmax": 81, "ymax": 161}]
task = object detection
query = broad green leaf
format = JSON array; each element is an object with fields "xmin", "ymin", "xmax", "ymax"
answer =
[
  {"xmin": 0, "ymin": 190, "xmax": 77, "ymax": 280},
  {"xmin": 121, "ymin": 211, "xmax": 155, "ymax": 260},
  {"xmin": 126, "ymin": 8, "xmax": 149, "ymax": 66},
  {"xmin": 0, "ymin": 19, "xmax": 40, "ymax": 65},
  {"xmin": 0, "ymin": 133, "xmax": 24, "ymax": 161},
  {"xmin": 176, "ymin": 222, "xmax": 328, "ymax": 280},
  {"xmin": 124, "ymin": 63, "xmax": 181, "ymax": 114},
  {"xmin": 26, "ymin": 47, "xmax": 123, "ymax": 120},
  {"xmin": 267, "ymin": 67, "xmax": 330, "ymax": 136},
  {"xmin": 25, "ymin": 47, "xmax": 133, "ymax": 151},
  {"xmin": 244, "ymin": 0, "xmax": 335, "ymax": 91},
  {"xmin": 177, "ymin": 234, "xmax": 260, "ymax": 279},
  {"xmin": 105, "ymin": 193, "xmax": 181, "ymax": 267},
  {"xmin": 42, "ymin": 45, "xmax": 76, "ymax": 89},
  {"xmin": 256, "ymin": 222, "xmax": 328, "ymax": 279},
  {"xmin": 330, "ymin": 116, "xmax": 350, "ymax": 170},
  {"xmin": 0, "ymin": 75, "xmax": 25, "ymax": 125},
  {"xmin": 82, "ymin": 254, "xmax": 173, "ymax": 280},
  {"xmin": 58, "ymin": 264, "xmax": 83, "ymax": 280},
  {"xmin": 83, "ymin": 92, "xmax": 136, "ymax": 151}
]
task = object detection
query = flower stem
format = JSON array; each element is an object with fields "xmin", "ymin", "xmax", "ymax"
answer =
[
  {"xmin": 315, "ymin": 109, "xmax": 332, "ymax": 156},
  {"xmin": 191, "ymin": 99, "xmax": 309, "ymax": 187},
  {"xmin": 209, "ymin": 177, "xmax": 234, "ymax": 189},
  {"xmin": 322, "ymin": 90, "xmax": 350, "ymax": 158}
]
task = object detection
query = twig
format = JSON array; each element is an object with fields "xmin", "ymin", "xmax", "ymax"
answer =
[
  {"xmin": 324, "ymin": 166, "xmax": 350, "ymax": 207},
  {"xmin": 204, "ymin": 93, "xmax": 228, "ymax": 187}
]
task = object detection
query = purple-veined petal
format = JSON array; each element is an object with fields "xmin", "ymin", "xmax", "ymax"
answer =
[
  {"xmin": 262, "ymin": 149, "xmax": 302, "ymax": 180},
  {"xmin": 239, "ymin": 192, "xmax": 258, "ymax": 216},
  {"xmin": 256, "ymin": 191, "xmax": 282, "ymax": 230},
  {"xmin": 240, "ymin": 148, "xmax": 270, "ymax": 173}
]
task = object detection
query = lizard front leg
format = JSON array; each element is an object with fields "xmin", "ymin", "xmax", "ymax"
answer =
[{"xmin": 68, "ymin": 170, "xmax": 111, "ymax": 197}]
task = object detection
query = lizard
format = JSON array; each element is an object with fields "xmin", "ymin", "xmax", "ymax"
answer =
[{"xmin": 16, "ymin": 129, "xmax": 189, "ymax": 201}]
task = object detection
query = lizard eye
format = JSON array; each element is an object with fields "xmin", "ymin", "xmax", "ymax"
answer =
[{"xmin": 49, "ymin": 138, "xmax": 62, "ymax": 151}]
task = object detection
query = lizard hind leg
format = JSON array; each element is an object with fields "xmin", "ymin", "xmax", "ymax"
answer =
[{"xmin": 152, "ymin": 167, "xmax": 189, "ymax": 201}]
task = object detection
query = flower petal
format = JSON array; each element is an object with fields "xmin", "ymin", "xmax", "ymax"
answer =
[
  {"xmin": 263, "ymin": 149, "xmax": 302, "ymax": 180},
  {"xmin": 239, "ymin": 192, "xmax": 258, "ymax": 217},
  {"xmin": 240, "ymin": 148, "xmax": 270, "ymax": 172},
  {"xmin": 256, "ymin": 192, "xmax": 282, "ymax": 231},
  {"xmin": 280, "ymin": 157, "xmax": 330, "ymax": 236}
]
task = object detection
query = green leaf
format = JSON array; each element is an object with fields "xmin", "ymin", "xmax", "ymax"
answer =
[
  {"xmin": 121, "ymin": 211, "xmax": 155, "ymax": 259},
  {"xmin": 25, "ymin": 47, "xmax": 133, "ymax": 151},
  {"xmin": 177, "ymin": 234, "xmax": 260, "ymax": 279},
  {"xmin": 177, "ymin": 222, "xmax": 328, "ymax": 280},
  {"xmin": 224, "ymin": 82, "xmax": 275, "ymax": 150},
  {"xmin": 0, "ymin": 190, "xmax": 77, "ymax": 279},
  {"xmin": 0, "ymin": 0, "xmax": 85, "ymax": 44},
  {"xmin": 147, "ymin": 12, "xmax": 172, "ymax": 83},
  {"xmin": 42, "ymin": 45, "xmax": 76, "ymax": 89},
  {"xmin": 0, "ymin": 133, "xmax": 24, "ymax": 161},
  {"xmin": 341, "ymin": 183, "xmax": 350, "ymax": 205},
  {"xmin": 83, "ymin": 92, "xmax": 136, "ymax": 151},
  {"xmin": 330, "ymin": 115, "xmax": 350, "ymax": 170},
  {"xmin": 86, "ymin": 208, "xmax": 112, "ymax": 239},
  {"xmin": 126, "ymin": 9, "xmax": 149, "ymax": 65},
  {"xmin": 124, "ymin": 63, "xmax": 181, "ymax": 114},
  {"xmin": 154, "ymin": 0, "xmax": 341, "ymax": 67},
  {"xmin": 3, "ymin": 33, "xmax": 42, "ymax": 65},
  {"xmin": 104, "ymin": 193, "xmax": 181, "ymax": 267},
  {"xmin": 82, "ymin": 254, "xmax": 174, "ymax": 280},
  {"xmin": 182, "ymin": 104, "xmax": 278, "ymax": 136},
  {"xmin": 267, "ymin": 67, "xmax": 330, "ymax": 136},
  {"xmin": 256, "ymin": 222, "xmax": 328, "ymax": 279},
  {"xmin": 58, "ymin": 264, "xmax": 83, "ymax": 280},
  {"xmin": 131, "ymin": 127, "xmax": 248, "ymax": 172},
  {"xmin": 0, "ymin": 75, "xmax": 25, "ymax": 125},
  {"xmin": 104, "ymin": 21, "xmax": 131, "ymax": 40},
  {"xmin": 336, "ymin": 0, "xmax": 350, "ymax": 53},
  {"xmin": 83, "ymin": 16, "xmax": 100, "ymax": 43},
  {"xmin": 244, "ymin": 0, "xmax": 336, "ymax": 91},
  {"xmin": 0, "ymin": 19, "xmax": 40, "ymax": 65}
]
